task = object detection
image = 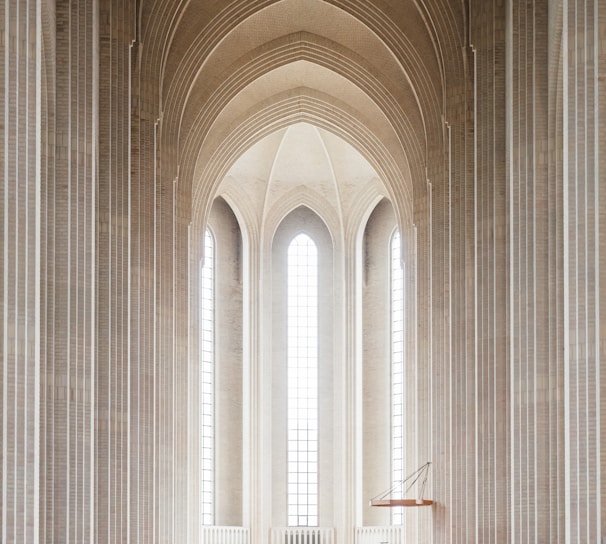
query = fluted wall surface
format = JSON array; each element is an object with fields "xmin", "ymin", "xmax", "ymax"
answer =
[
  {"xmin": 96, "ymin": 0, "xmax": 135, "ymax": 542},
  {"xmin": 129, "ymin": 14, "xmax": 158, "ymax": 543},
  {"xmin": 508, "ymin": 1, "xmax": 561, "ymax": 540},
  {"xmin": 1, "ymin": 1, "xmax": 42, "ymax": 541},
  {"xmin": 560, "ymin": 0, "xmax": 603, "ymax": 541},
  {"xmin": 469, "ymin": 2, "xmax": 509, "ymax": 543},
  {"xmin": 507, "ymin": 0, "xmax": 604, "ymax": 540},
  {"xmin": 44, "ymin": 1, "xmax": 97, "ymax": 541},
  {"xmin": 422, "ymin": 0, "xmax": 604, "ymax": 542},
  {"xmin": 456, "ymin": 0, "xmax": 605, "ymax": 542},
  {"xmin": 426, "ymin": 7, "xmax": 482, "ymax": 544}
]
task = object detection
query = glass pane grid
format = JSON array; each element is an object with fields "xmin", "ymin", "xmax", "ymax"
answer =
[
  {"xmin": 391, "ymin": 231, "xmax": 405, "ymax": 526},
  {"xmin": 200, "ymin": 230, "xmax": 215, "ymax": 526},
  {"xmin": 287, "ymin": 234, "xmax": 319, "ymax": 527}
]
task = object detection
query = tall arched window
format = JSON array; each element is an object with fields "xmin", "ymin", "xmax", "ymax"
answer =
[
  {"xmin": 287, "ymin": 233, "xmax": 319, "ymax": 527},
  {"xmin": 390, "ymin": 229, "xmax": 405, "ymax": 526},
  {"xmin": 200, "ymin": 229, "xmax": 215, "ymax": 526}
]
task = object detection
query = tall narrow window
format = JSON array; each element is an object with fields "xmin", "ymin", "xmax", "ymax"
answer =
[
  {"xmin": 287, "ymin": 233, "xmax": 319, "ymax": 527},
  {"xmin": 200, "ymin": 229, "xmax": 215, "ymax": 526},
  {"xmin": 391, "ymin": 230, "xmax": 405, "ymax": 526}
]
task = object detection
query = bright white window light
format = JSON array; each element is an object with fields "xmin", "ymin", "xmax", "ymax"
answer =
[
  {"xmin": 391, "ymin": 230, "xmax": 405, "ymax": 526},
  {"xmin": 287, "ymin": 233, "xmax": 319, "ymax": 527},
  {"xmin": 200, "ymin": 229, "xmax": 215, "ymax": 526}
]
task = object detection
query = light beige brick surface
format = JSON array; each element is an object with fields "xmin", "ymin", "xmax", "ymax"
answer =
[{"xmin": 1, "ymin": 1, "xmax": 603, "ymax": 542}]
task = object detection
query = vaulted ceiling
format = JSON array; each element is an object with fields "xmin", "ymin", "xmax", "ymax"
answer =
[{"xmin": 139, "ymin": 0, "xmax": 467, "ymax": 231}]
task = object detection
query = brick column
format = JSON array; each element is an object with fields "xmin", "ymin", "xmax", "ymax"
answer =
[
  {"xmin": 42, "ymin": 1, "xmax": 98, "ymax": 541},
  {"xmin": 1, "ymin": 1, "xmax": 43, "ymax": 541},
  {"xmin": 96, "ymin": 0, "xmax": 134, "ymax": 541},
  {"xmin": 561, "ymin": 1, "xmax": 603, "ymax": 541}
]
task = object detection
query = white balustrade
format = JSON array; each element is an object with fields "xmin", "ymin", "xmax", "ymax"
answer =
[
  {"xmin": 200, "ymin": 526, "xmax": 250, "ymax": 544},
  {"xmin": 270, "ymin": 527, "xmax": 335, "ymax": 544},
  {"xmin": 354, "ymin": 526, "xmax": 404, "ymax": 544}
]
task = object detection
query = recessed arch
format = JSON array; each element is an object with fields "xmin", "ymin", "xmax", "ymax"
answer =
[
  {"xmin": 177, "ymin": 32, "xmax": 427, "ymax": 179},
  {"xmin": 273, "ymin": 206, "xmax": 334, "ymax": 254},
  {"xmin": 159, "ymin": 0, "xmax": 448, "ymax": 135},
  {"xmin": 191, "ymin": 92, "xmax": 414, "ymax": 248},
  {"xmin": 263, "ymin": 187, "xmax": 340, "ymax": 256},
  {"xmin": 270, "ymin": 204, "xmax": 335, "ymax": 527}
]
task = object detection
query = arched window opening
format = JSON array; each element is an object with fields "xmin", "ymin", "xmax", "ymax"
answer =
[
  {"xmin": 287, "ymin": 233, "xmax": 319, "ymax": 527},
  {"xmin": 390, "ymin": 229, "xmax": 405, "ymax": 526},
  {"xmin": 200, "ymin": 228, "xmax": 215, "ymax": 526}
]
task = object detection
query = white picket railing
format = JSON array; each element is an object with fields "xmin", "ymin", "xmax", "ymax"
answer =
[
  {"xmin": 200, "ymin": 526, "xmax": 249, "ymax": 544},
  {"xmin": 198, "ymin": 525, "xmax": 403, "ymax": 544},
  {"xmin": 270, "ymin": 527, "xmax": 335, "ymax": 544},
  {"xmin": 355, "ymin": 526, "xmax": 404, "ymax": 544}
]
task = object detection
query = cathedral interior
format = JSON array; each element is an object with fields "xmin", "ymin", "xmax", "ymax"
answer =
[{"xmin": 1, "ymin": 0, "xmax": 605, "ymax": 542}]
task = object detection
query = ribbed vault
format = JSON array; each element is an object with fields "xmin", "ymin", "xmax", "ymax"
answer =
[
  {"xmin": 190, "ymin": 91, "xmax": 413, "ymax": 238},
  {"xmin": 140, "ymin": 0, "xmax": 466, "ymax": 234}
]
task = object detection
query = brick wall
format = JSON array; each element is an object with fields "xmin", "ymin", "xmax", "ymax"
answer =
[
  {"xmin": 1, "ymin": 1, "xmax": 603, "ymax": 542},
  {"xmin": 1, "ymin": 1, "xmax": 42, "ymax": 541}
]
